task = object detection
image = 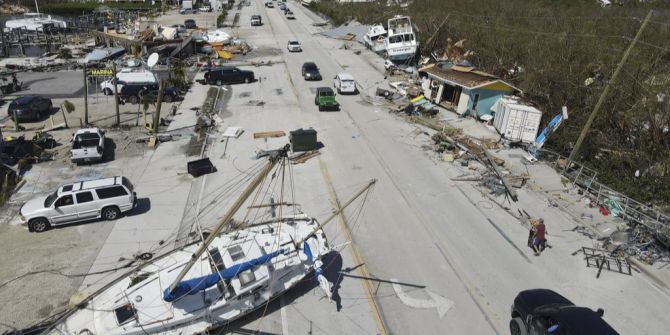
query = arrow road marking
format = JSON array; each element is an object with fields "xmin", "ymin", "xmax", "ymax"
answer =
[{"xmin": 391, "ymin": 278, "xmax": 454, "ymax": 318}]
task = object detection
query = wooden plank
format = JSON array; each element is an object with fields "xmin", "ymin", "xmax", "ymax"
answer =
[{"xmin": 253, "ymin": 130, "xmax": 286, "ymax": 139}]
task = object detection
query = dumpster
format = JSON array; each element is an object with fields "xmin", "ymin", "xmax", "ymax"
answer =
[
  {"xmin": 289, "ymin": 128, "xmax": 317, "ymax": 152},
  {"xmin": 187, "ymin": 157, "xmax": 217, "ymax": 177}
]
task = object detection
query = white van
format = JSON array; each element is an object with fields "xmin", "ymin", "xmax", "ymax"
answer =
[
  {"xmin": 334, "ymin": 73, "xmax": 357, "ymax": 94},
  {"xmin": 100, "ymin": 69, "xmax": 158, "ymax": 96},
  {"xmin": 20, "ymin": 176, "xmax": 137, "ymax": 232}
]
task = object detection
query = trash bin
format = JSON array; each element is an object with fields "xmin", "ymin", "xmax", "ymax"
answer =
[
  {"xmin": 187, "ymin": 157, "xmax": 217, "ymax": 177},
  {"xmin": 289, "ymin": 128, "xmax": 317, "ymax": 152}
]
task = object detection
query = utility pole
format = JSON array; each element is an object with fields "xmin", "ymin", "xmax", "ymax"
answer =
[
  {"xmin": 566, "ymin": 10, "xmax": 653, "ymax": 167},
  {"xmin": 112, "ymin": 62, "xmax": 120, "ymax": 126},
  {"xmin": 153, "ymin": 79, "xmax": 164, "ymax": 134},
  {"xmin": 83, "ymin": 67, "xmax": 89, "ymax": 126}
]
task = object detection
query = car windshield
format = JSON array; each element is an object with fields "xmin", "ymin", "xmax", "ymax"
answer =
[
  {"xmin": 342, "ymin": 80, "xmax": 354, "ymax": 84},
  {"xmin": 320, "ymin": 91, "xmax": 334, "ymax": 97},
  {"xmin": 289, "ymin": 41, "xmax": 299, "ymax": 45},
  {"xmin": 304, "ymin": 64, "xmax": 317, "ymax": 70},
  {"xmin": 44, "ymin": 191, "xmax": 58, "ymax": 207}
]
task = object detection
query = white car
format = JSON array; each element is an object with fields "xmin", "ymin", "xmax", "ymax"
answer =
[
  {"xmin": 286, "ymin": 12, "xmax": 295, "ymax": 20},
  {"xmin": 384, "ymin": 59, "xmax": 396, "ymax": 71},
  {"xmin": 287, "ymin": 40, "xmax": 302, "ymax": 52},
  {"xmin": 70, "ymin": 127, "xmax": 106, "ymax": 164},
  {"xmin": 333, "ymin": 73, "xmax": 357, "ymax": 94},
  {"xmin": 20, "ymin": 176, "xmax": 137, "ymax": 232},
  {"xmin": 199, "ymin": 5, "xmax": 212, "ymax": 12}
]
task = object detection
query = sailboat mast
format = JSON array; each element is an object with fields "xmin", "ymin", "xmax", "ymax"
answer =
[
  {"xmin": 296, "ymin": 179, "xmax": 376, "ymax": 246},
  {"xmin": 168, "ymin": 145, "xmax": 288, "ymax": 293},
  {"xmin": 34, "ymin": 0, "xmax": 39, "ymax": 14}
]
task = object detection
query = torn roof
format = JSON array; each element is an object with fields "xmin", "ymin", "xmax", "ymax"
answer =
[{"xmin": 420, "ymin": 63, "xmax": 520, "ymax": 92}]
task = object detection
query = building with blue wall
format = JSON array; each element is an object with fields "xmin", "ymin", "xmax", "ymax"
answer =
[{"xmin": 419, "ymin": 63, "xmax": 519, "ymax": 119}]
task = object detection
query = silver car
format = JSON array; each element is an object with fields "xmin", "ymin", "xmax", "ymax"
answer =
[{"xmin": 20, "ymin": 176, "xmax": 137, "ymax": 232}]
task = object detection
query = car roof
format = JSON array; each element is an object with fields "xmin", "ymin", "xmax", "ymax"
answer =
[
  {"xmin": 13, "ymin": 95, "xmax": 41, "ymax": 104},
  {"xmin": 288, "ymin": 40, "xmax": 299, "ymax": 43},
  {"xmin": 337, "ymin": 73, "xmax": 354, "ymax": 80},
  {"xmin": 316, "ymin": 87, "xmax": 334, "ymax": 93},
  {"xmin": 303, "ymin": 62, "xmax": 317, "ymax": 67},
  {"xmin": 547, "ymin": 307, "xmax": 618, "ymax": 335},
  {"xmin": 58, "ymin": 176, "xmax": 124, "ymax": 194}
]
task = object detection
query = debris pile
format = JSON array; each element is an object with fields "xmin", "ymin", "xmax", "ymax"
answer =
[{"xmin": 601, "ymin": 225, "xmax": 670, "ymax": 265}]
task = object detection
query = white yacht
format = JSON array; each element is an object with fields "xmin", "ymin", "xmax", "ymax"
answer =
[
  {"xmin": 384, "ymin": 15, "xmax": 418, "ymax": 62},
  {"xmin": 4, "ymin": 2, "xmax": 67, "ymax": 32},
  {"xmin": 43, "ymin": 147, "xmax": 376, "ymax": 335},
  {"xmin": 4, "ymin": 13, "xmax": 67, "ymax": 31},
  {"xmin": 363, "ymin": 23, "xmax": 387, "ymax": 53}
]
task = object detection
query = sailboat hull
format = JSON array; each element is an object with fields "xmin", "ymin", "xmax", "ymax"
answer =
[{"xmin": 47, "ymin": 216, "xmax": 329, "ymax": 335}]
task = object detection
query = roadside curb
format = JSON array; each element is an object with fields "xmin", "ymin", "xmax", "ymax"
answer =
[{"xmin": 627, "ymin": 257, "xmax": 670, "ymax": 290}]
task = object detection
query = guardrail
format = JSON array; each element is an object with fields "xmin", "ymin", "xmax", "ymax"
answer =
[{"xmin": 539, "ymin": 149, "xmax": 670, "ymax": 247}]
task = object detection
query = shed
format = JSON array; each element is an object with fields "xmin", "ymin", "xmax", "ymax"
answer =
[
  {"xmin": 491, "ymin": 96, "xmax": 542, "ymax": 143},
  {"xmin": 419, "ymin": 63, "xmax": 519, "ymax": 118}
]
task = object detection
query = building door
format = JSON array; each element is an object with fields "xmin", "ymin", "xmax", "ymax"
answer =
[{"xmin": 457, "ymin": 92, "xmax": 470, "ymax": 115}]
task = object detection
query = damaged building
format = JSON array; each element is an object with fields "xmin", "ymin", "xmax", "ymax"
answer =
[{"xmin": 419, "ymin": 62, "xmax": 519, "ymax": 119}]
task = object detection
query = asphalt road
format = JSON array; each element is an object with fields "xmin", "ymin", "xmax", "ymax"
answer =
[{"xmin": 44, "ymin": 1, "xmax": 670, "ymax": 335}]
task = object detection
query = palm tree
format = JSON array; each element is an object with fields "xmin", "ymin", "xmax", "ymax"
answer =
[{"xmin": 60, "ymin": 100, "xmax": 75, "ymax": 128}]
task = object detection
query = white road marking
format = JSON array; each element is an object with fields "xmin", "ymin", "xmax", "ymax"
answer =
[
  {"xmin": 390, "ymin": 278, "xmax": 454, "ymax": 319},
  {"xmin": 280, "ymin": 295, "xmax": 289, "ymax": 335}
]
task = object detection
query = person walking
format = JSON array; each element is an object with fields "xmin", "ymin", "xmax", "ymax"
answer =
[{"xmin": 531, "ymin": 218, "xmax": 546, "ymax": 256}]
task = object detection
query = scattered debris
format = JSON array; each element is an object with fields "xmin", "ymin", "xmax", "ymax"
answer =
[
  {"xmin": 290, "ymin": 150, "xmax": 321, "ymax": 164},
  {"xmin": 253, "ymin": 130, "xmax": 286, "ymax": 139},
  {"xmin": 187, "ymin": 157, "xmax": 217, "ymax": 177},
  {"xmin": 582, "ymin": 246, "xmax": 632, "ymax": 278}
]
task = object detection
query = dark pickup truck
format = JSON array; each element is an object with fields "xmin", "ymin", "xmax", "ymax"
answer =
[{"xmin": 510, "ymin": 289, "xmax": 618, "ymax": 335}]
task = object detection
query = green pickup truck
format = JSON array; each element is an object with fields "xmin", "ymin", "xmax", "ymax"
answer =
[{"xmin": 314, "ymin": 87, "xmax": 340, "ymax": 111}]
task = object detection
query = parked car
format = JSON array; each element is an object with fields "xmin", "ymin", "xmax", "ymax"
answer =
[
  {"xmin": 384, "ymin": 59, "xmax": 396, "ymax": 71},
  {"xmin": 301, "ymin": 62, "xmax": 321, "ymax": 80},
  {"xmin": 287, "ymin": 40, "xmax": 302, "ymax": 52},
  {"xmin": 184, "ymin": 19, "xmax": 197, "ymax": 29},
  {"xmin": 180, "ymin": 8, "xmax": 198, "ymax": 14},
  {"xmin": 510, "ymin": 289, "xmax": 618, "ymax": 335},
  {"xmin": 8, "ymin": 95, "xmax": 52, "ymax": 122},
  {"xmin": 20, "ymin": 176, "xmax": 137, "ymax": 232},
  {"xmin": 314, "ymin": 87, "xmax": 339, "ymax": 112},
  {"xmin": 100, "ymin": 69, "xmax": 158, "ymax": 96},
  {"xmin": 171, "ymin": 24, "xmax": 187, "ymax": 34},
  {"xmin": 265, "ymin": 1, "xmax": 275, "ymax": 8},
  {"xmin": 199, "ymin": 5, "xmax": 212, "ymax": 12},
  {"xmin": 204, "ymin": 66, "xmax": 255, "ymax": 85},
  {"xmin": 333, "ymin": 73, "xmax": 357, "ymax": 94},
  {"xmin": 119, "ymin": 83, "xmax": 179, "ymax": 104},
  {"xmin": 70, "ymin": 128, "xmax": 105, "ymax": 164},
  {"xmin": 251, "ymin": 15, "xmax": 262, "ymax": 26},
  {"xmin": 286, "ymin": 11, "xmax": 295, "ymax": 20}
]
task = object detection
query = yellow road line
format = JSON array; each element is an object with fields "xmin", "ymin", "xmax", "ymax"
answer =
[{"xmin": 318, "ymin": 156, "xmax": 387, "ymax": 335}]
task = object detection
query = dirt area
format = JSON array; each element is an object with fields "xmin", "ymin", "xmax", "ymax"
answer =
[{"xmin": 0, "ymin": 126, "xmax": 156, "ymax": 332}]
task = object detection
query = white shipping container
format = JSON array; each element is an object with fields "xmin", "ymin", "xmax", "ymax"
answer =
[{"xmin": 491, "ymin": 96, "xmax": 543, "ymax": 143}]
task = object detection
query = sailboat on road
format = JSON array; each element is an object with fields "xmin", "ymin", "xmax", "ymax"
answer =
[{"xmin": 43, "ymin": 145, "xmax": 375, "ymax": 335}]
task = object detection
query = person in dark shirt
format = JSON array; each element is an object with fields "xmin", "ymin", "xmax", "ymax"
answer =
[{"xmin": 532, "ymin": 218, "xmax": 546, "ymax": 256}]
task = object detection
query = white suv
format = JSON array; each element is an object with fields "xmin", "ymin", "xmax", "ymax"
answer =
[
  {"xmin": 20, "ymin": 176, "xmax": 137, "ymax": 232},
  {"xmin": 333, "ymin": 72, "xmax": 357, "ymax": 94},
  {"xmin": 287, "ymin": 40, "xmax": 302, "ymax": 52}
]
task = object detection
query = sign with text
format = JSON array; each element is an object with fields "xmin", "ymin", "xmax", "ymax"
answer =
[{"xmin": 86, "ymin": 68, "xmax": 114, "ymax": 77}]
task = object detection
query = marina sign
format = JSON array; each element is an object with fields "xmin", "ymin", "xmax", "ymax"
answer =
[{"xmin": 86, "ymin": 69, "xmax": 113, "ymax": 77}]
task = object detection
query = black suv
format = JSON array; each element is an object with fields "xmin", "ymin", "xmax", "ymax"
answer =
[
  {"xmin": 119, "ymin": 83, "xmax": 179, "ymax": 104},
  {"xmin": 184, "ymin": 19, "xmax": 197, "ymax": 29},
  {"xmin": 8, "ymin": 95, "xmax": 53, "ymax": 121},
  {"xmin": 301, "ymin": 62, "xmax": 321, "ymax": 80},
  {"xmin": 510, "ymin": 289, "xmax": 618, "ymax": 335},
  {"xmin": 204, "ymin": 67, "xmax": 255, "ymax": 85}
]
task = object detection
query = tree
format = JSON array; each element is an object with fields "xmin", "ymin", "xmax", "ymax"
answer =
[
  {"xmin": 57, "ymin": 47, "xmax": 72, "ymax": 59},
  {"xmin": 60, "ymin": 100, "xmax": 75, "ymax": 128}
]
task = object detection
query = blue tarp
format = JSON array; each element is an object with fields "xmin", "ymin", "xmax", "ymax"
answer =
[{"xmin": 163, "ymin": 248, "xmax": 285, "ymax": 302}]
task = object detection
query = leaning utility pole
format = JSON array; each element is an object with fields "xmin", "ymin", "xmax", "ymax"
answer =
[
  {"xmin": 566, "ymin": 10, "xmax": 653, "ymax": 167},
  {"xmin": 112, "ymin": 62, "xmax": 120, "ymax": 126},
  {"xmin": 83, "ymin": 67, "xmax": 89, "ymax": 126},
  {"xmin": 153, "ymin": 79, "xmax": 164, "ymax": 134}
]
